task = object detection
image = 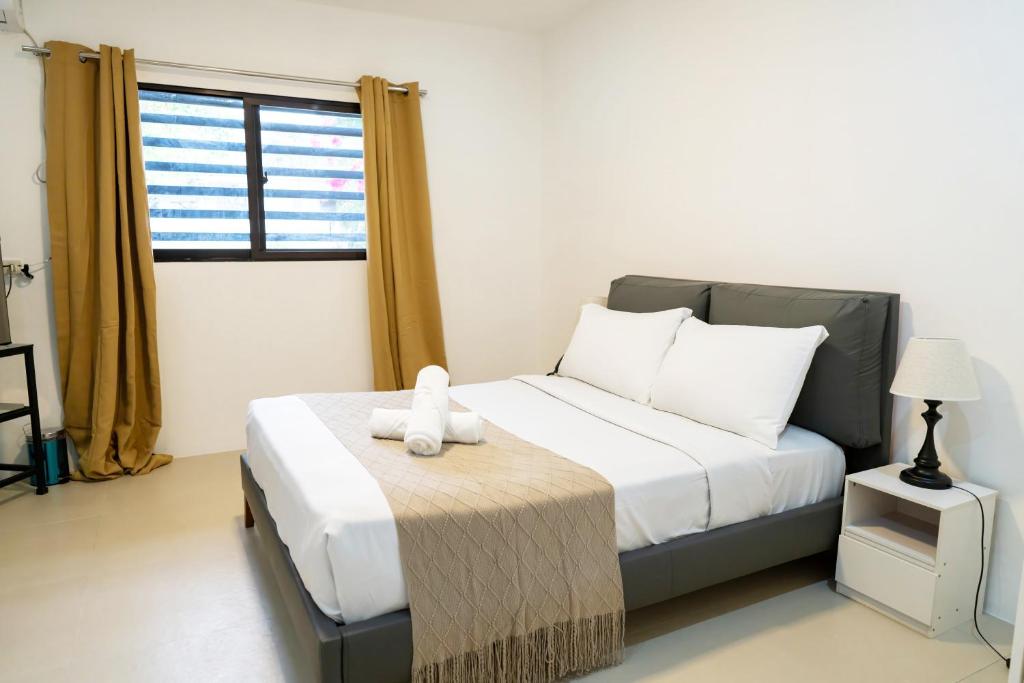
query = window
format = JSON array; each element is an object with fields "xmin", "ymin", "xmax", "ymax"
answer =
[{"xmin": 139, "ymin": 84, "xmax": 366, "ymax": 261}]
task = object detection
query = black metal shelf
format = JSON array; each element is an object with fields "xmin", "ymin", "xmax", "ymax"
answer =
[
  {"xmin": 0, "ymin": 404, "xmax": 31, "ymax": 424},
  {"xmin": 0, "ymin": 343, "xmax": 47, "ymax": 494}
]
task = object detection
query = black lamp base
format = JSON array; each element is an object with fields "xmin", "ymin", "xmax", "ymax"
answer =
[
  {"xmin": 900, "ymin": 399, "xmax": 953, "ymax": 490},
  {"xmin": 899, "ymin": 465, "xmax": 952, "ymax": 490}
]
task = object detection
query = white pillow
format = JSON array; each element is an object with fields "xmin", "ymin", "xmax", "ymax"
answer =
[
  {"xmin": 559, "ymin": 304, "xmax": 692, "ymax": 403},
  {"xmin": 650, "ymin": 317, "xmax": 828, "ymax": 448}
]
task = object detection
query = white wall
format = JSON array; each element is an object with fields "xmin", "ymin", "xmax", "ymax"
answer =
[
  {"xmin": 541, "ymin": 0, "xmax": 1024, "ymax": 621},
  {"xmin": 0, "ymin": 30, "xmax": 59, "ymax": 462},
  {"xmin": 0, "ymin": 0, "xmax": 545, "ymax": 459}
]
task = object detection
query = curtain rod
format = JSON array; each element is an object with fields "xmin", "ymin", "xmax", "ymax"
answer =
[{"xmin": 20, "ymin": 45, "xmax": 426, "ymax": 96}]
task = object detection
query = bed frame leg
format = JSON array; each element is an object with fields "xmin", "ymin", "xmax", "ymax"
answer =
[{"xmin": 244, "ymin": 496, "xmax": 254, "ymax": 528}]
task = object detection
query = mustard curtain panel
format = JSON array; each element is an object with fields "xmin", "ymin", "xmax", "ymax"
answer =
[
  {"xmin": 44, "ymin": 42, "xmax": 170, "ymax": 480},
  {"xmin": 359, "ymin": 76, "xmax": 447, "ymax": 390}
]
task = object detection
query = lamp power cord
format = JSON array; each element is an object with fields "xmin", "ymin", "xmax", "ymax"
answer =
[
  {"xmin": 2, "ymin": 259, "xmax": 49, "ymax": 299},
  {"xmin": 951, "ymin": 484, "xmax": 1010, "ymax": 669}
]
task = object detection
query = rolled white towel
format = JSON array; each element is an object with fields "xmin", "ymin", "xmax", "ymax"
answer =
[
  {"xmin": 404, "ymin": 391, "xmax": 444, "ymax": 455},
  {"xmin": 403, "ymin": 365, "xmax": 450, "ymax": 456},
  {"xmin": 369, "ymin": 408, "xmax": 409, "ymax": 440},
  {"xmin": 446, "ymin": 411, "xmax": 485, "ymax": 443},
  {"xmin": 370, "ymin": 408, "xmax": 484, "ymax": 444}
]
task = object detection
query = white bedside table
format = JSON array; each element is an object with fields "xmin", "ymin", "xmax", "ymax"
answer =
[{"xmin": 835, "ymin": 463, "xmax": 997, "ymax": 638}]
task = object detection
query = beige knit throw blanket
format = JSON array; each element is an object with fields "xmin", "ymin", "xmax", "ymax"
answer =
[{"xmin": 300, "ymin": 391, "xmax": 624, "ymax": 683}]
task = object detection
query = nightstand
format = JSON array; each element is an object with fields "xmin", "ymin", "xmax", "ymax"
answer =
[{"xmin": 835, "ymin": 463, "xmax": 996, "ymax": 638}]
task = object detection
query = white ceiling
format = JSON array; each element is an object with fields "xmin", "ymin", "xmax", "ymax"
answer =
[{"xmin": 304, "ymin": 0, "xmax": 595, "ymax": 32}]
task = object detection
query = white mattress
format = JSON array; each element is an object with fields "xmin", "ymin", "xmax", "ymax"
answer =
[{"xmin": 246, "ymin": 377, "xmax": 845, "ymax": 624}]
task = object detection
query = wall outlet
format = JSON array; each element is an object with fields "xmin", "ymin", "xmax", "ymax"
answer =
[{"xmin": 2, "ymin": 259, "xmax": 24, "ymax": 270}]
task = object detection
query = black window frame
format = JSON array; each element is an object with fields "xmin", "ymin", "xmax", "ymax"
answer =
[{"xmin": 140, "ymin": 82, "xmax": 367, "ymax": 263}]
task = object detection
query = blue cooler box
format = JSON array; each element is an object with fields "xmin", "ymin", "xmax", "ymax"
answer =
[{"xmin": 24, "ymin": 425, "xmax": 71, "ymax": 486}]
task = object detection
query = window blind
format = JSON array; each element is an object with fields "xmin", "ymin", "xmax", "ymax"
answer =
[
  {"xmin": 139, "ymin": 88, "xmax": 367, "ymax": 253},
  {"xmin": 257, "ymin": 105, "xmax": 366, "ymax": 250},
  {"xmin": 140, "ymin": 89, "xmax": 251, "ymax": 249}
]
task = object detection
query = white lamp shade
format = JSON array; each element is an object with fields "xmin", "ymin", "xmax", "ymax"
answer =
[{"xmin": 890, "ymin": 337, "xmax": 980, "ymax": 401}]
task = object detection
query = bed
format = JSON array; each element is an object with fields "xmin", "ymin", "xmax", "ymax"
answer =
[{"xmin": 240, "ymin": 276, "xmax": 900, "ymax": 683}]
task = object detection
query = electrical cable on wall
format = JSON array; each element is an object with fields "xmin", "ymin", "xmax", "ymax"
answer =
[
  {"xmin": 2, "ymin": 259, "xmax": 49, "ymax": 299},
  {"xmin": 951, "ymin": 484, "xmax": 1011, "ymax": 669},
  {"xmin": 1, "ymin": 18, "xmax": 50, "ymax": 301},
  {"xmin": 23, "ymin": 22, "xmax": 48, "ymax": 184}
]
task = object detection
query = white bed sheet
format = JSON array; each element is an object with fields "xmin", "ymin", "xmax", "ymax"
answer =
[{"xmin": 246, "ymin": 377, "xmax": 845, "ymax": 624}]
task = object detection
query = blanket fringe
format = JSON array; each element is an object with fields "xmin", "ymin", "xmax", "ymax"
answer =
[{"xmin": 413, "ymin": 611, "xmax": 625, "ymax": 683}]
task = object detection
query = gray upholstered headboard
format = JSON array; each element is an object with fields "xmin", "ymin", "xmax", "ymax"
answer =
[{"xmin": 607, "ymin": 275, "xmax": 900, "ymax": 473}]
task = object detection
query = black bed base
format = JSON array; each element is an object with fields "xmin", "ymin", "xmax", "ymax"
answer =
[{"xmin": 241, "ymin": 456, "xmax": 842, "ymax": 683}]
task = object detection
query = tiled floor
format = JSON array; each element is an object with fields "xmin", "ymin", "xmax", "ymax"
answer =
[{"xmin": 0, "ymin": 452, "xmax": 1013, "ymax": 682}]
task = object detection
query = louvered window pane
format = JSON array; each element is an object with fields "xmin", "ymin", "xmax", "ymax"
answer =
[
  {"xmin": 140, "ymin": 90, "xmax": 250, "ymax": 249},
  {"xmin": 258, "ymin": 105, "xmax": 366, "ymax": 250},
  {"xmin": 139, "ymin": 87, "xmax": 365, "ymax": 259}
]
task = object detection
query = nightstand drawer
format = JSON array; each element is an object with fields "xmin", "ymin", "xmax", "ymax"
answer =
[{"xmin": 837, "ymin": 535, "xmax": 937, "ymax": 625}]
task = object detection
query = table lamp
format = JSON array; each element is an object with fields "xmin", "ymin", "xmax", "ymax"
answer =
[{"xmin": 890, "ymin": 337, "xmax": 980, "ymax": 489}]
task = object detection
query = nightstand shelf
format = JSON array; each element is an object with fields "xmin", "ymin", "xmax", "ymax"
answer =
[
  {"xmin": 835, "ymin": 463, "xmax": 996, "ymax": 638},
  {"xmin": 845, "ymin": 511, "xmax": 938, "ymax": 567}
]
